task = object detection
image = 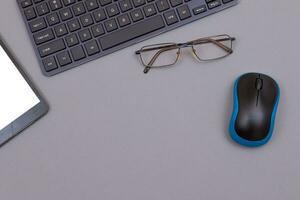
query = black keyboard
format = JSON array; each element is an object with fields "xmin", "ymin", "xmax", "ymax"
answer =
[{"xmin": 17, "ymin": 0, "xmax": 238, "ymax": 76}]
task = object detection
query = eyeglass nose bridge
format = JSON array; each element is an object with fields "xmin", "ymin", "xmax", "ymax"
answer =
[
  {"xmin": 177, "ymin": 43, "xmax": 193, "ymax": 48},
  {"xmin": 176, "ymin": 43, "xmax": 199, "ymax": 59}
]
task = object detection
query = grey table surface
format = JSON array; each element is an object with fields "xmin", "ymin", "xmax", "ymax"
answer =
[{"xmin": 1, "ymin": 0, "xmax": 300, "ymax": 199}]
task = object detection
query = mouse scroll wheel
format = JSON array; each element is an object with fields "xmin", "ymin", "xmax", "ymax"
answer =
[{"xmin": 255, "ymin": 78, "xmax": 263, "ymax": 90}]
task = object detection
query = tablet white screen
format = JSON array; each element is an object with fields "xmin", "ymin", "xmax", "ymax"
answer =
[{"xmin": 0, "ymin": 45, "xmax": 40, "ymax": 130}]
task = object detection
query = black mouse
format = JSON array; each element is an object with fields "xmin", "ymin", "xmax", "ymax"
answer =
[{"xmin": 229, "ymin": 73, "xmax": 280, "ymax": 147}]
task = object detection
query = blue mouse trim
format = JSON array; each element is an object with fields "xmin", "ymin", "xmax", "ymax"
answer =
[{"xmin": 229, "ymin": 75, "xmax": 280, "ymax": 147}]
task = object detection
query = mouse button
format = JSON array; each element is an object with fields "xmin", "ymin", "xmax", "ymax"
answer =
[
  {"xmin": 259, "ymin": 79, "xmax": 278, "ymax": 104},
  {"xmin": 263, "ymin": 80, "xmax": 277, "ymax": 94},
  {"xmin": 240, "ymin": 73, "xmax": 259, "ymax": 82},
  {"xmin": 238, "ymin": 74, "xmax": 257, "ymax": 92},
  {"xmin": 259, "ymin": 90, "xmax": 277, "ymax": 112},
  {"xmin": 237, "ymin": 87, "xmax": 257, "ymax": 107},
  {"xmin": 237, "ymin": 77, "xmax": 258, "ymax": 105},
  {"xmin": 260, "ymin": 74, "xmax": 278, "ymax": 91}
]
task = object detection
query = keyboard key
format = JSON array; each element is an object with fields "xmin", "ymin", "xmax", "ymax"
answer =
[
  {"xmin": 84, "ymin": 40, "xmax": 100, "ymax": 56},
  {"xmin": 106, "ymin": 4, "xmax": 120, "ymax": 17},
  {"xmin": 70, "ymin": 45, "xmax": 86, "ymax": 61},
  {"xmin": 21, "ymin": 0, "xmax": 32, "ymax": 8},
  {"xmin": 99, "ymin": 0, "xmax": 112, "ymax": 6},
  {"xmin": 193, "ymin": 5, "xmax": 207, "ymax": 15},
  {"xmin": 38, "ymin": 38, "xmax": 66, "ymax": 57},
  {"xmin": 29, "ymin": 17, "xmax": 47, "ymax": 32},
  {"xmin": 33, "ymin": 0, "xmax": 44, "ymax": 3},
  {"xmin": 67, "ymin": 18, "xmax": 81, "ymax": 32},
  {"xmin": 46, "ymin": 13, "xmax": 60, "ymax": 25},
  {"xmin": 130, "ymin": 9, "xmax": 144, "ymax": 22},
  {"xmin": 57, "ymin": 51, "xmax": 72, "ymax": 66},
  {"xmin": 117, "ymin": 14, "xmax": 131, "ymax": 27},
  {"xmin": 36, "ymin": 2, "xmax": 50, "ymax": 16},
  {"xmin": 59, "ymin": 7, "xmax": 73, "ymax": 21},
  {"xmin": 54, "ymin": 24, "xmax": 68, "ymax": 37},
  {"xmin": 65, "ymin": 33, "xmax": 79, "ymax": 47},
  {"xmin": 42, "ymin": 56, "xmax": 58, "ymax": 72},
  {"xmin": 91, "ymin": 24, "xmax": 105, "ymax": 37},
  {"xmin": 99, "ymin": 15, "xmax": 165, "ymax": 50},
  {"xmin": 223, "ymin": 0, "xmax": 234, "ymax": 3},
  {"xmin": 93, "ymin": 8, "xmax": 107, "ymax": 22},
  {"xmin": 62, "ymin": 0, "xmax": 75, "ymax": 6},
  {"xmin": 156, "ymin": 0, "xmax": 170, "ymax": 12},
  {"xmin": 72, "ymin": 3, "xmax": 86, "ymax": 16},
  {"xmin": 49, "ymin": 0, "xmax": 62, "ymax": 11},
  {"xmin": 164, "ymin": 10, "xmax": 178, "ymax": 25},
  {"xmin": 104, "ymin": 19, "xmax": 118, "ymax": 32},
  {"xmin": 24, "ymin": 7, "xmax": 37, "ymax": 20},
  {"xmin": 119, "ymin": 0, "xmax": 133, "ymax": 12},
  {"xmin": 85, "ymin": 0, "xmax": 99, "ymax": 11},
  {"xmin": 132, "ymin": 0, "xmax": 145, "ymax": 7},
  {"xmin": 78, "ymin": 29, "xmax": 92, "ymax": 42},
  {"xmin": 143, "ymin": 4, "xmax": 157, "ymax": 17},
  {"xmin": 169, "ymin": 0, "xmax": 183, "ymax": 7},
  {"xmin": 33, "ymin": 28, "xmax": 55, "ymax": 45},
  {"xmin": 177, "ymin": 5, "xmax": 191, "ymax": 20},
  {"xmin": 207, "ymin": 0, "xmax": 221, "ymax": 9},
  {"xmin": 80, "ymin": 14, "xmax": 94, "ymax": 27}
]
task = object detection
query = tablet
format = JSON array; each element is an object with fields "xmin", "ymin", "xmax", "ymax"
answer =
[{"xmin": 0, "ymin": 39, "xmax": 48, "ymax": 147}]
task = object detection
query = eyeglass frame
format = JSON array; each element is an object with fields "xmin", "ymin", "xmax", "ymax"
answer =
[{"xmin": 135, "ymin": 34, "xmax": 236, "ymax": 73}]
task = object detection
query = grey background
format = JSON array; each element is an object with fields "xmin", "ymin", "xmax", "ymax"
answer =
[{"xmin": 0, "ymin": 0, "xmax": 300, "ymax": 199}]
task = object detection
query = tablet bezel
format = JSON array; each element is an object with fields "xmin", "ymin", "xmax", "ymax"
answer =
[{"xmin": 0, "ymin": 38, "xmax": 49, "ymax": 147}]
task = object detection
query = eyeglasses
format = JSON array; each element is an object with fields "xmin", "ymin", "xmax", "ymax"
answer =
[{"xmin": 135, "ymin": 34, "xmax": 235, "ymax": 74}]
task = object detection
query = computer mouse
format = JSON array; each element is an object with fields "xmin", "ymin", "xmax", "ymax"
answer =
[{"xmin": 229, "ymin": 73, "xmax": 280, "ymax": 147}]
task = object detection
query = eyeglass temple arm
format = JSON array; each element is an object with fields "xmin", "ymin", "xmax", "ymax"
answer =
[
  {"xmin": 190, "ymin": 37, "xmax": 235, "ymax": 44},
  {"xmin": 136, "ymin": 37, "xmax": 235, "ymax": 54},
  {"xmin": 136, "ymin": 44, "xmax": 178, "ymax": 54}
]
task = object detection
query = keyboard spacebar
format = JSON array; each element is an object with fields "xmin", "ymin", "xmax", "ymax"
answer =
[{"xmin": 99, "ymin": 15, "xmax": 165, "ymax": 50}]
